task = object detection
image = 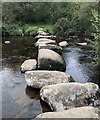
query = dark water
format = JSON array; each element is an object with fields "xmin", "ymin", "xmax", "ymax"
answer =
[
  {"xmin": 1, "ymin": 36, "xmax": 99, "ymax": 119},
  {"xmin": 1, "ymin": 37, "xmax": 51, "ymax": 119}
]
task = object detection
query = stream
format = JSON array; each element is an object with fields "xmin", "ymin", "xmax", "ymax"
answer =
[{"xmin": 1, "ymin": 36, "xmax": 99, "ymax": 119}]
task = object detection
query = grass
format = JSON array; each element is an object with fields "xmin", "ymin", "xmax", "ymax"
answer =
[
  {"xmin": 24, "ymin": 24, "xmax": 54, "ymax": 35},
  {"xmin": 3, "ymin": 23, "xmax": 54, "ymax": 36}
]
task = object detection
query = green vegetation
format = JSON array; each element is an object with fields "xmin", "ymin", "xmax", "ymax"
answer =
[
  {"xmin": 3, "ymin": 3, "xmax": 99, "ymax": 38},
  {"xmin": 54, "ymin": 3, "xmax": 99, "ymax": 38},
  {"xmin": 2, "ymin": 23, "xmax": 53, "ymax": 36},
  {"xmin": 2, "ymin": 2, "xmax": 79, "ymax": 36}
]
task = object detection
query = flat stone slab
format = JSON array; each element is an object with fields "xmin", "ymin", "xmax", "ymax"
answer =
[
  {"xmin": 25, "ymin": 70, "xmax": 71, "ymax": 89},
  {"xmin": 38, "ymin": 44, "xmax": 62, "ymax": 55},
  {"xmin": 37, "ymin": 30, "xmax": 49, "ymax": 36},
  {"xmin": 35, "ymin": 38, "xmax": 56, "ymax": 46},
  {"xmin": 38, "ymin": 49, "xmax": 66, "ymax": 71},
  {"xmin": 35, "ymin": 107, "xmax": 99, "ymax": 119},
  {"xmin": 40, "ymin": 83, "xmax": 99, "ymax": 111},
  {"xmin": 20, "ymin": 59, "xmax": 37, "ymax": 72},
  {"xmin": 35, "ymin": 35, "xmax": 56, "ymax": 39}
]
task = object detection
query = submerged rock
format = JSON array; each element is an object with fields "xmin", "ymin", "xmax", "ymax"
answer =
[
  {"xmin": 59, "ymin": 41, "xmax": 68, "ymax": 47},
  {"xmin": 40, "ymin": 83, "xmax": 99, "ymax": 111},
  {"xmin": 35, "ymin": 107, "xmax": 99, "ymax": 119},
  {"xmin": 79, "ymin": 55, "xmax": 92, "ymax": 63},
  {"xmin": 20, "ymin": 59, "xmax": 37, "ymax": 72},
  {"xmin": 25, "ymin": 70, "xmax": 71, "ymax": 88},
  {"xmin": 38, "ymin": 49, "xmax": 66, "ymax": 71},
  {"xmin": 38, "ymin": 44, "xmax": 62, "ymax": 55}
]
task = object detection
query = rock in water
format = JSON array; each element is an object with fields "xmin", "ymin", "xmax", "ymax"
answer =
[
  {"xmin": 38, "ymin": 49, "xmax": 66, "ymax": 71},
  {"xmin": 20, "ymin": 59, "xmax": 37, "ymax": 72},
  {"xmin": 38, "ymin": 44, "xmax": 62, "ymax": 55},
  {"xmin": 77, "ymin": 42, "xmax": 87, "ymax": 46},
  {"xmin": 35, "ymin": 35, "xmax": 56, "ymax": 39},
  {"xmin": 35, "ymin": 38, "xmax": 56, "ymax": 47},
  {"xmin": 35, "ymin": 107, "xmax": 99, "ymax": 119},
  {"xmin": 5, "ymin": 41, "xmax": 10, "ymax": 44},
  {"xmin": 37, "ymin": 30, "xmax": 48, "ymax": 36},
  {"xmin": 59, "ymin": 41, "xmax": 68, "ymax": 47},
  {"xmin": 25, "ymin": 70, "xmax": 71, "ymax": 88},
  {"xmin": 40, "ymin": 83, "xmax": 99, "ymax": 111}
]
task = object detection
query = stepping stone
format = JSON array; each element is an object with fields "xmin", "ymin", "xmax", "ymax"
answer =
[
  {"xmin": 40, "ymin": 83, "xmax": 99, "ymax": 111},
  {"xmin": 20, "ymin": 59, "xmax": 37, "ymax": 73},
  {"xmin": 35, "ymin": 38, "xmax": 56, "ymax": 46},
  {"xmin": 25, "ymin": 70, "xmax": 71, "ymax": 89},
  {"xmin": 35, "ymin": 35, "xmax": 56, "ymax": 39},
  {"xmin": 35, "ymin": 107, "xmax": 99, "ymax": 119},
  {"xmin": 38, "ymin": 44, "xmax": 62, "ymax": 55},
  {"xmin": 59, "ymin": 41, "xmax": 68, "ymax": 47},
  {"xmin": 38, "ymin": 49, "xmax": 66, "ymax": 71}
]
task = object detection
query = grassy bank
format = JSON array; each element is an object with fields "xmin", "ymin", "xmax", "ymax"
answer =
[{"xmin": 2, "ymin": 23, "xmax": 54, "ymax": 36}]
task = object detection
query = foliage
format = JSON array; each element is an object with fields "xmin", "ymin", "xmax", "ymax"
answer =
[
  {"xmin": 2, "ymin": 23, "xmax": 54, "ymax": 36},
  {"xmin": 90, "ymin": 8, "xmax": 100, "ymax": 67},
  {"xmin": 54, "ymin": 3, "xmax": 99, "ymax": 38},
  {"xmin": 2, "ymin": 2, "xmax": 79, "ymax": 24},
  {"xmin": 54, "ymin": 18, "xmax": 70, "ymax": 38}
]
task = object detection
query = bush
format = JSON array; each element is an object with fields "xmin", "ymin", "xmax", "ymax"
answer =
[
  {"xmin": 24, "ymin": 26, "xmax": 38, "ymax": 36},
  {"xmin": 12, "ymin": 29, "xmax": 23, "ymax": 36},
  {"xmin": 54, "ymin": 18, "xmax": 70, "ymax": 38}
]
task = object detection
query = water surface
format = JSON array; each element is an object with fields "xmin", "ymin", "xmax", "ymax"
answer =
[
  {"xmin": 62, "ymin": 46, "xmax": 94, "ymax": 83},
  {"xmin": 2, "ymin": 37, "xmax": 51, "ymax": 119},
  {"xmin": 1, "ymin": 36, "xmax": 99, "ymax": 119}
]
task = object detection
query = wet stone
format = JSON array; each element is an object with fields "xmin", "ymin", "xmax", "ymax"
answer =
[
  {"xmin": 20, "ymin": 59, "xmax": 37, "ymax": 73},
  {"xmin": 38, "ymin": 49, "xmax": 66, "ymax": 71},
  {"xmin": 35, "ymin": 107, "xmax": 99, "ymax": 119},
  {"xmin": 40, "ymin": 83, "xmax": 99, "ymax": 111},
  {"xmin": 25, "ymin": 70, "xmax": 71, "ymax": 89}
]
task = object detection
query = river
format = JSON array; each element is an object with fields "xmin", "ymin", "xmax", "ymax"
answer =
[{"xmin": 1, "ymin": 36, "xmax": 99, "ymax": 119}]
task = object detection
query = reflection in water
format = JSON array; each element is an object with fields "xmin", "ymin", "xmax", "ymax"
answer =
[
  {"xmin": 2, "ymin": 37, "xmax": 51, "ymax": 118},
  {"xmin": 26, "ymin": 86, "xmax": 52, "ymax": 113}
]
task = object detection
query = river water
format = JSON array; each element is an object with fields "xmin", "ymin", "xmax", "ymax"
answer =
[{"xmin": 1, "ymin": 36, "xmax": 99, "ymax": 119}]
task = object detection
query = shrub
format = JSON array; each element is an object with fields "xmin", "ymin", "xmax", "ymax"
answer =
[
  {"xmin": 24, "ymin": 26, "xmax": 38, "ymax": 36},
  {"xmin": 12, "ymin": 29, "xmax": 23, "ymax": 36},
  {"xmin": 54, "ymin": 18, "xmax": 70, "ymax": 38}
]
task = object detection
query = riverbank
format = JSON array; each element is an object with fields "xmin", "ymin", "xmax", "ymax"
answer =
[{"xmin": 2, "ymin": 23, "xmax": 54, "ymax": 36}]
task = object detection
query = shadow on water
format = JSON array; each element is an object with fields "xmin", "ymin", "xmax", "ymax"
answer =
[
  {"xmin": 1, "ymin": 36, "xmax": 99, "ymax": 119},
  {"xmin": 25, "ymin": 86, "xmax": 40, "ymax": 99},
  {"xmin": 26, "ymin": 86, "xmax": 52, "ymax": 113}
]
